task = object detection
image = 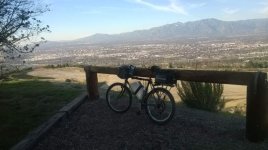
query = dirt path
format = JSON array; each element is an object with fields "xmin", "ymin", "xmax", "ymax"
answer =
[{"xmin": 33, "ymin": 98, "xmax": 268, "ymax": 150}]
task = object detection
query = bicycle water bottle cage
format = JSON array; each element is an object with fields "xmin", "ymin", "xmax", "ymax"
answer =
[
  {"xmin": 117, "ymin": 65, "xmax": 136, "ymax": 79},
  {"xmin": 155, "ymin": 70, "xmax": 176, "ymax": 85}
]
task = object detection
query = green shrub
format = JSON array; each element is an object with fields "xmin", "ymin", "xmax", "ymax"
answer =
[
  {"xmin": 44, "ymin": 64, "xmax": 55, "ymax": 68},
  {"xmin": 177, "ymin": 81, "xmax": 225, "ymax": 112},
  {"xmin": 246, "ymin": 60, "xmax": 268, "ymax": 68}
]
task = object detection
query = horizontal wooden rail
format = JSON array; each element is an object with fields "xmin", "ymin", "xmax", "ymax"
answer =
[
  {"xmin": 85, "ymin": 66, "xmax": 256, "ymax": 85},
  {"xmin": 84, "ymin": 65, "xmax": 268, "ymax": 142}
]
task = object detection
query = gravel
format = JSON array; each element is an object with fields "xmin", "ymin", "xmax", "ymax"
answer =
[{"xmin": 33, "ymin": 98, "xmax": 268, "ymax": 150}]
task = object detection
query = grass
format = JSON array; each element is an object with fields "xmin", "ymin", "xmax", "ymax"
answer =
[{"xmin": 0, "ymin": 70, "xmax": 84, "ymax": 150}]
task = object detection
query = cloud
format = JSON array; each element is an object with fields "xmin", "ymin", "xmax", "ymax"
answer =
[
  {"xmin": 188, "ymin": 2, "xmax": 206, "ymax": 9},
  {"xmin": 260, "ymin": 7, "xmax": 268, "ymax": 14},
  {"xmin": 223, "ymin": 8, "xmax": 239, "ymax": 15},
  {"xmin": 259, "ymin": 2, "xmax": 268, "ymax": 14},
  {"xmin": 134, "ymin": 0, "xmax": 187, "ymax": 15},
  {"xmin": 81, "ymin": 10, "xmax": 102, "ymax": 15}
]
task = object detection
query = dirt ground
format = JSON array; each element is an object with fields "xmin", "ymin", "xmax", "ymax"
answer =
[
  {"xmin": 28, "ymin": 67, "xmax": 247, "ymax": 111},
  {"xmin": 33, "ymin": 97, "xmax": 268, "ymax": 150}
]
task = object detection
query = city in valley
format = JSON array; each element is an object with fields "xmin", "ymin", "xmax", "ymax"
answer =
[{"xmin": 24, "ymin": 37, "xmax": 268, "ymax": 70}]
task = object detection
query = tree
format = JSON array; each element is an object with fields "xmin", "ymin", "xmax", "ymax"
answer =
[{"xmin": 0, "ymin": 0, "xmax": 49, "ymax": 60}]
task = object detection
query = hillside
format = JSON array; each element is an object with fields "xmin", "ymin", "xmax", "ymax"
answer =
[
  {"xmin": 76, "ymin": 18, "xmax": 268, "ymax": 44},
  {"xmin": 38, "ymin": 18, "xmax": 268, "ymax": 49}
]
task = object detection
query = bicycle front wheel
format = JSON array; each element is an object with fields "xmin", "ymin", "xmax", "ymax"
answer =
[
  {"xmin": 145, "ymin": 88, "xmax": 175, "ymax": 125},
  {"xmin": 106, "ymin": 83, "xmax": 132, "ymax": 113}
]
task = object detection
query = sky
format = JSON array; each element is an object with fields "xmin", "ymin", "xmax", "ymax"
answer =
[{"xmin": 40, "ymin": 0, "xmax": 268, "ymax": 41}]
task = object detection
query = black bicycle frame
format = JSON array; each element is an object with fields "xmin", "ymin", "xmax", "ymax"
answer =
[{"xmin": 124, "ymin": 76, "xmax": 154, "ymax": 102}]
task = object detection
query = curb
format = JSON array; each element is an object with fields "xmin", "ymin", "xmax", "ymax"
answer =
[{"xmin": 11, "ymin": 92, "xmax": 88, "ymax": 150}]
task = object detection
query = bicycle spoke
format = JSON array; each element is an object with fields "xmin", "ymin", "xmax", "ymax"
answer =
[
  {"xmin": 146, "ymin": 88, "xmax": 175, "ymax": 124},
  {"xmin": 106, "ymin": 83, "xmax": 131, "ymax": 113}
]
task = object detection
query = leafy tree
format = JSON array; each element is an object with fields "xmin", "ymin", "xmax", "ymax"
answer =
[{"xmin": 0, "ymin": 0, "xmax": 50, "ymax": 60}]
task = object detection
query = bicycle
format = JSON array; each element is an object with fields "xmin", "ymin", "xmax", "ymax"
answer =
[{"xmin": 106, "ymin": 65, "xmax": 176, "ymax": 125}]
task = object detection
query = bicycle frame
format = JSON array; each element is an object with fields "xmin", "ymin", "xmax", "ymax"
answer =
[
  {"xmin": 122, "ymin": 76, "xmax": 176, "ymax": 111},
  {"xmin": 106, "ymin": 67, "xmax": 176, "ymax": 124},
  {"xmin": 124, "ymin": 76, "xmax": 154, "ymax": 103}
]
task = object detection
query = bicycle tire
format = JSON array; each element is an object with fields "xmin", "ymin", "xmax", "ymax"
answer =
[
  {"xmin": 145, "ymin": 87, "xmax": 175, "ymax": 125},
  {"xmin": 106, "ymin": 82, "xmax": 132, "ymax": 113}
]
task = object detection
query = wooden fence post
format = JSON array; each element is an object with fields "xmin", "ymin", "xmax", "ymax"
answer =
[
  {"xmin": 85, "ymin": 68, "xmax": 99, "ymax": 100},
  {"xmin": 246, "ymin": 72, "xmax": 267, "ymax": 142}
]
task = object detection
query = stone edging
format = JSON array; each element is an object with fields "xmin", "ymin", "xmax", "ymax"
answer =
[{"xmin": 10, "ymin": 92, "xmax": 88, "ymax": 150}]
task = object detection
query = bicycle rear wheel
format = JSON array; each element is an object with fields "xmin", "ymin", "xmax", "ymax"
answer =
[
  {"xmin": 145, "ymin": 88, "xmax": 175, "ymax": 124},
  {"xmin": 106, "ymin": 83, "xmax": 132, "ymax": 113}
]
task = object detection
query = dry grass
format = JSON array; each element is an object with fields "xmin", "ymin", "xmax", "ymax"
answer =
[{"xmin": 28, "ymin": 67, "xmax": 248, "ymax": 114}]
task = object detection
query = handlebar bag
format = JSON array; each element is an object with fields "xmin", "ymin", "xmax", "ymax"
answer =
[
  {"xmin": 155, "ymin": 70, "xmax": 176, "ymax": 85},
  {"xmin": 117, "ymin": 65, "xmax": 135, "ymax": 79}
]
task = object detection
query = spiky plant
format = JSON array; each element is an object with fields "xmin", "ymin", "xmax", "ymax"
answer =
[{"xmin": 177, "ymin": 81, "xmax": 224, "ymax": 112}]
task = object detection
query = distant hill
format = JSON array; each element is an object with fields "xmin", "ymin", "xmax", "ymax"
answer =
[
  {"xmin": 75, "ymin": 18, "xmax": 268, "ymax": 44},
  {"xmin": 39, "ymin": 18, "xmax": 268, "ymax": 49}
]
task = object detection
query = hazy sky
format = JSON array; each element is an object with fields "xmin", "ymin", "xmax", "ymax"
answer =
[{"xmin": 40, "ymin": 0, "xmax": 268, "ymax": 41}]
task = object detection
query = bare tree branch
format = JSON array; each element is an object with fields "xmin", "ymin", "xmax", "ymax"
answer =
[{"xmin": 0, "ymin": 0, "xmax": 49, "ymax": 61}]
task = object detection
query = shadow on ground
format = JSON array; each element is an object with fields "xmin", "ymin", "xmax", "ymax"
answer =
[
  {"xmin": 33, "ymin": 82, "xmax": 268, "ymax": 150},
  {"xmin": 0, "ymin": 70, "xmax": 92, "ymax": 150}
]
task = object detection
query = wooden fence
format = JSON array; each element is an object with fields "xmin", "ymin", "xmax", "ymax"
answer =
[{"xmin": 84, "ymin": 66, "xmax": 268, "ymax": 142}]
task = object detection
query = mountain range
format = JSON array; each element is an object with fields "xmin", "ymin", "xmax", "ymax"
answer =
[{"xmin": 41, "ymin": 18, "xmax": 268, "ymax": 48}]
